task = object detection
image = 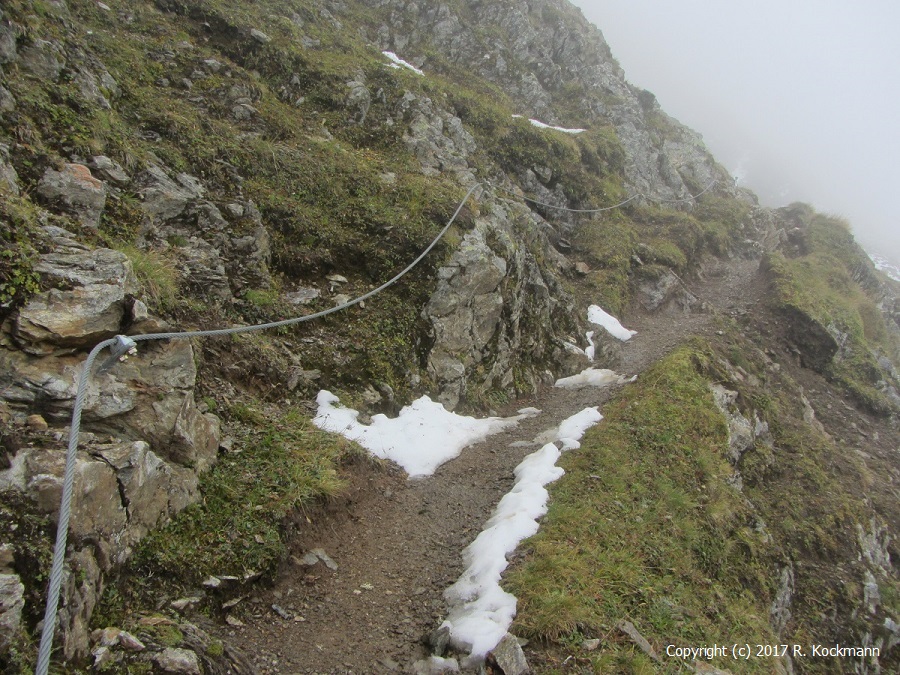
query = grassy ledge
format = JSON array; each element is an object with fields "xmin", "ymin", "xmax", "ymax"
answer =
[
  {"xmin": 505, "ymin": 344, "xmax": 779, "ymax": 673},
  {"xmin": 127, "ymin": 403, "xmax": 364, "ymax": 591},
  {"xmin": 506, "ymin": 327, "xmax": 899, "ymax": 673},
  {"xmin": 765, "ymin": 211, "xmax": 899, "ymax": 415}
]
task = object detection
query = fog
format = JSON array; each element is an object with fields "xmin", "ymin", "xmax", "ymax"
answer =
[{"xmin": 570, "ymin": 0, "xmax": 900, "ymax": 262}]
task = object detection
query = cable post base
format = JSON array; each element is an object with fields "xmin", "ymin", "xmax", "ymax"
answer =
[{"xmin": 98, "ymin": 335, "xmax": 138, "ymax": 372}]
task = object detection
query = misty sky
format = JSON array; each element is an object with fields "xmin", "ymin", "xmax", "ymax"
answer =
[{"xmin": 569, "ymin": 0, "xmax": 900, "ymax": 261}]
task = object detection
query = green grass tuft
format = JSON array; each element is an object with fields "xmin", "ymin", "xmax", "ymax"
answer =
[
  {"xmin": 133, "ymin": 405, "xmax": 360, "ymax": 583},
  {"xmin": 0, "ymin": 196, "xmax": 43, "ymax": 310},
  {"xmin": 115, "ymin": 244, "xmax": 181, "ymax": 312}
]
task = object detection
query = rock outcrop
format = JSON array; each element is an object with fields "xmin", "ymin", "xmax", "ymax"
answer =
[
  {"xmin": 361, "ymin": 1, "xmax": 747, "ymax": 406},
  {"xmin": 636, "ymin": 268, "xmax": 699, "ymax": 313},
  {"xmin": 392, "ymin": 88, "xmax": 581, "ymax": 407},
  {"xmin": 370, "ymin": 0, "xmax": 733, "ymax": 200},
  {"xmin": 0, "ymin": 226, "xmax": 219, "ymax": 658},
  {"xmin": 424, "ymin": 199, "xmax": 576, "ymax": 409},
  {"xmin": 37, "ymin": 164, "xmax": 106, "ymax": 229},
  {"xmin": 0, "ymin": 144, "xmax": 18, "ymax": 194},
  {"xmin": 136, "ymin": 164, "xmax": 272, "ymax": 301},
  {"xmin": 0, "ymin": 573, "xmax": 24, "ymax": 654},
  {"xmin": 709, "ymin": 382, "xmax": 774, "ymax": 492},
  {"xmin": 5, "ymin": 226, "xmax": 135, "ymax": 355}
]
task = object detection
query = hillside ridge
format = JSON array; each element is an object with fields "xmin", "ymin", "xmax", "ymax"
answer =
[{"xmin": 0, "ymin": 0, "xmax": 897, "ymax": 673}]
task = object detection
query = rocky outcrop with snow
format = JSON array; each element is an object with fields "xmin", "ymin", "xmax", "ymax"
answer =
[{"xmin": 369, "ymin": 0, "xmax": 733, "ymax": 200}]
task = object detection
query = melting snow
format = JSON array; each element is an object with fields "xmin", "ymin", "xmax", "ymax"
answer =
[
  {"xmin": 532, "ymin": 405, "xmax": 606, "ymax": 449},
  {"xmin": 313, "ymin": 391, "xmax": 535, "ymax": 478},
  {"xmin": 562, "ymin": 341, "xmax": 588, "ymax": 358},
  {"xmin": 442, "ymin": 407, "xmax": 603, "ymax": 660},
  {"xmin": 569, "ymin": 306, "xmax": 633, "ymax": 360},
  {"xmin": 528, "ymin": 118, "xmax": 585, "ymax": 134},
  {"xmin": 564, "ymin": 330, "xmax": 598, "ymax": 362},
  {"xmin": 382, "ymin": 51, "xmax": 424, "ymax": 75},
  {"xmin": 556, "ymin": 407, "xmax": 604, "ymax": 450},
  {"xmin": 512, "ymin": 114, "xmax": 585, "ymax": 134},
  {"xmin": 313, "ymin": 349, "xmax": 633, "ymax": 661},
  {"xmin": 584, "ymin": 330, "xmax": 596, "ymax": 360},
  {"xmin": 555, "ymin": 367, "xmax": 633, "ymax": 390},
  {"xmin": 588, "ymin": 304, "xmax": 637, "ymax": 341}
]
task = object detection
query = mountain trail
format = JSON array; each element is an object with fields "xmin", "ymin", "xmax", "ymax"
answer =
[{"xmin": 219, "ymin": 257, "xmax": 766, "ymax": 673}]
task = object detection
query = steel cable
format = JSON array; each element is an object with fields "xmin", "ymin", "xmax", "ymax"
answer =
[
  {"xmin": 34, "ymin": 171, "xmax": 715, "ymax": 670},
  {"xmin": 35, "ymin": 182, "xmax": 482, "ymax": 673},
  {"xmin": 488, "ymin": 178, "xmax": 717, "ymax": 214}
]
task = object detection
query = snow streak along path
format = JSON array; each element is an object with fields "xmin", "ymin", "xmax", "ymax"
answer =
[{"xmin": 223, "ymin": 258, "xmax": 765, "ymax": 674}]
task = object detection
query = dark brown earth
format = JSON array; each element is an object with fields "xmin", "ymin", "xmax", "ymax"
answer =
[{"xmin": 212, "ymin": 256, "xmax": 898, "ymax": 674}]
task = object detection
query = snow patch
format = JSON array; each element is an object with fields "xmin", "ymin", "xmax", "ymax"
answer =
[
  {"xmin": 313, "ymin": 391, "xmax": 535, "ymax": 478},
  {"xmin": 564, "ymin": 329, "xmax": 598, "ymax": 362},
  {"xmin": 382, "ymin": 51, "xmax": 424, "ymax": 75},
  {"xmin": 443, "ymin": 442, "xmax": 561, "ymax": 658},
  {"xmin": 562, "ymin": 341, "xmax": 588, "ymax": 358},
  {"xmin": 585, "ymin": 330, "xmax": 596, "ymax": 361},
  {"xmin": 588, "ymin": 304, "xmax": 637, "ymax": 341},
  {"xmin": 512, "ymin": 115, "xmax": 585, "ymax": 134},
  {"xmin": 442, "ymin": 407, "xmax": 602, "ymax": 660},
  {"xmin": 554, "ymin": 367, "xmax": 633, "ymax": 391},
  {"xmin": 556, "ymin": 407, "xmax": 603, "ymax": 450},
  {"xmin": 532, "ymin": 406, "xmax": 605, "ymax": 449}
]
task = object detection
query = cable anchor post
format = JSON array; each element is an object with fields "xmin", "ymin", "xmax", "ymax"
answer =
[{"xmin": 98, "ymin": 335, "xmax": 138, "ymax": 373}]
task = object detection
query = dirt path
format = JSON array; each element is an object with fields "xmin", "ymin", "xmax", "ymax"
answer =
[{"xmin": 221, "ymin": 258, "xmax": 766, "ymax": 673}]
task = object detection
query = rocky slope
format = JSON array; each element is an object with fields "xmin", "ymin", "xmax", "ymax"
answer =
[
  {"xmin": 368, "ymin": 0, "xmax": 729, "ymax": 201},
  {"xmin": 0, "ymin": 0, "xmax": 896, "ymax": 672}
]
